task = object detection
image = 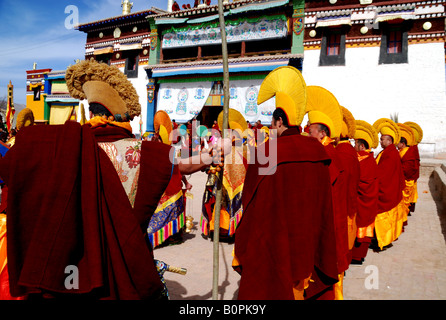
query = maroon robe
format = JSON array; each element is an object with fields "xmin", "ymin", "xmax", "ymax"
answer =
[
  {"xmin": 336, "ymin": 142, "xmax": 360, "ymax": 219},
  {"xmin": 401, "ymin": 146, "xmax": 420, "ymax": 181},
  {"xmin": 376, "ymin": 145, "xmax": 405, "ymax": 213},
  {"xmin": 356, "ymin": 151, "xmax": 379, "ymax": 228},
  {"xmin": 234, "ymin": 128, "xmax": 338, "ymax": 300},
  {"xmin": 0, "ymin": 121, "xmax": 173, "ymax": 299},
  {"xmin": 323, "ymin": 143, "xmax": 351, "ymax": 275}
]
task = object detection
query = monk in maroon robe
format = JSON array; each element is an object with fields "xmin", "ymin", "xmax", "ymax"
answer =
[
  {"xmin": 374, "ymin": 134, "xmax": 406, "ymax": 249},
  {"xmin": 336, "ymin": 140, "xmax": 360, "ymax": 261},
  {"xmin": 351, "ymin": 145, "xmax": 379, "ymax": 263},
  {"xmin": 234, "ymin": 109, "xmax": 338, "ymax": 300}
]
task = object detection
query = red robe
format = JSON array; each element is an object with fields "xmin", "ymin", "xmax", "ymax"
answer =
[
  {"xmin": 376, "ymin": 145, "xmax": 405, "ymax": 213},
  {"xmin": 356, "ymin": 151, "xmax": 379, "ymax": 228},
  {"xmin": 234, "ymin": 128, "xmax": 338, "ymax": 300},
  {"xmin": 401, "ymin": 145, "xmax": 420, "ymax": 181},
  {"xmin": 336, "ymin": 142, "xmax": 360, "ymax": 221},
  {"xmin": 321, "ymin": 142, "xmax": 351, "ymax": 279},
  {"xmin": 0, "ymin": 121, "xmax": 173, "ymax": 299}
]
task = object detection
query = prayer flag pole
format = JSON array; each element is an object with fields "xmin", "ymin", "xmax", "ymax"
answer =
[{"xmin": 212, "ymin": 0, "xmax": 230, "ymax": 301}]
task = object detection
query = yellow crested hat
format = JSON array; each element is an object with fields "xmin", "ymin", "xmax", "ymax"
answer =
[
  {"xmin": 403, "ymin": 121, "xmax": 423, "ymax": 145},
  {"xmin": 305, "ymin": 86, "xmax": 343, "ymax": 138},
  {"xmin": 218, "ymin": 108, "xmax": 248, "ymax": 134},
  {"xmin": 397, "ymin": 123, "xmax": 415, "ymax": 146},
  {"xmin": 154, "ymin": 110, "xmax": 172, "ymax": 145},
  {"xmin": 340, "ymin": 106, "xmax": 356, "ymax": 139},
  {"xmin": 257, "ymin": 66, "xmax": 306, "ymax": 126},
  {"xmin": 373, "ymin": 118, "xmax": 401, "ymax": 145},
  {"xmin": 16, "ymin": 108, "xmax": 35, "ymax": 131},
  {"xmin": 65, "ymin": 60, "xmax": 141, "ymax": 121},
  {"xmin": 354, "ymin": 120, "xmax": 379, "ymax": 149}
]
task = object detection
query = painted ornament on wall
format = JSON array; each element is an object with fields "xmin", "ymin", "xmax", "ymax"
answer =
[
  {"xmin": 244, "ymin": 86, "xmax": 258, "ymax": 117},
  {"xmin": 293, "ymin": 8, "xmax": 305, "ymax": 36},
  {"xmin": 176, "ymin": 88, "xmax": 189, "ymax": 116}
]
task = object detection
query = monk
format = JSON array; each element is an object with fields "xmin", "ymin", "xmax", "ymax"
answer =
[
  {"xmin": 351, "ymin": 137, "xmax": 379, "ymax": 263},
  {"xmin": 398, "ymin": 137, "xmax": 420, "ymax": 214},
  {"xmin": 0, "ymin": 60, "xmax": 213, "ymax": 300},
  {"xmin": 234, "ymin": 108, "xmax": 338, "ymax": 300},
  {"xmin": 373, "ymin": 119, "xmax": 406, "ymax": 250}
]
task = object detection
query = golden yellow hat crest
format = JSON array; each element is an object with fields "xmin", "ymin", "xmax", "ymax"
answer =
[
  {"xmin": 257, "ymin": 66, "xmax": 306, "ymax": 126},
  {"xmin": 305, "ymin": 86, "xmax": 343, "ymax": 138},
  {"xmin": 16, "ymin": 108, "xmax": 35, "ymax": 131},
  {"xmin": 154, "ymin": 110, "xmax": 172, "ymax": 145},
  {"xmin": 340, "ymin": 106, "xmax": 356, "ymax": 139},
  {"xmin": 397, "ymin": 123, "xmax": 415, "ymax": 146},
  {"xmin": 354, "ymin": 120, "xmax": 379, "ymax": 149},
  {"xmin": 218, "ymin": 108, "xmax": 248, "ymax": 134},
  {"xmin": 373, "ymin": 118, "xmax": 401, "ymax": 145},
  {"xmin": 403, "ymin": 121, "xmax": 423, "ymax": 145}
]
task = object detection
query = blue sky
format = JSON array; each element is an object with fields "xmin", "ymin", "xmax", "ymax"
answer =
[{"xmin": 0, "ymin": 0, "xmax": 198, "ymax": 105}]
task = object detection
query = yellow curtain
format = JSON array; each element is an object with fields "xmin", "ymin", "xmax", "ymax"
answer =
[{"xmin": 49, "ymin": 105, "xmax": 74, "ymax": 125}]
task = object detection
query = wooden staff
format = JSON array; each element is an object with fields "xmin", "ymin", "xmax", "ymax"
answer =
[{"xmin": 212, "ymin": 0, "xmax": 230, "ymax": 301}]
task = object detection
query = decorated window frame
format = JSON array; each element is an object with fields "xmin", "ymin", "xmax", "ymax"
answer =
[
  {"xmin": 379, "ymin": 22, "xmax": 409, "ymax": 65},
  {"xmin": 319, "ymin": 26, "xmax": 347, "ymax": 67}
]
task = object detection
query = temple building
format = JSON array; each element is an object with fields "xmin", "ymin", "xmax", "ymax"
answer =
[
  {"xmin": 26, "ymin": 67, "xmax": 80, "ymax": 125},
  {"xmin": 301, "ymin": 0, "xmax": 446, "ymax": 157},
  {"xmin": 75, "ymin": 0, "xmax": 445, "ymax": 157}
]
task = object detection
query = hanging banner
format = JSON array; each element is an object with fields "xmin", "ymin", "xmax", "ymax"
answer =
[
  {"xmin": 162, "ymin": 15, "xmax": 288, "ymax": 49},
  {"xmin": 227, "ymin": 79, "xmax": 275, "ymax": 125},
  {"xmin": 157, "ymin": 82, "xmax": 213, "ymax": 122}
]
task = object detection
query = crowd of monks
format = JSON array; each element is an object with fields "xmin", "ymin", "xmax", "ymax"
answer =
[
  {"xmin": 196, "ymin": 66, "xmax": 423, "ymax": 300},
  {"xmin": 0, "ymin": 61, "xmax": 423, "ymax": 301}
]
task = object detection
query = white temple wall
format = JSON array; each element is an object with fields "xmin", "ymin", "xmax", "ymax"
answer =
[{"xmin": 302, "ymin": 42, "xmax": 446, "ymax": 158}]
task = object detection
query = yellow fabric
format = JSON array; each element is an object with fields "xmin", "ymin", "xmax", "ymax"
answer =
[
  {"xmin": 348, "ymin": 214, "xmax": 357, "ymax": 250},
  {"xmin": 49, "ymin": 105, "xmax": 73, "ymax": 125},
  {"xmin": 334, "ymin": 273, "xmax": 344, "ymax": 300},
  {"xmin": 356, "ymin": 221, "xmax": 375, "ymax": 239},
  {"xmin": 0, "ymin": 214, "xmax": 7, "ymax": 276},
  {"xmin": 402, "ymin": 180, "xmax": 417, "ymax": 208},
  {"xmin": 374, "ymin": 198, "xmax": 409, "ymax": 249},
  {"xmin": 321, "ymin": 136, "xmax": 334, "ymax": 147},
  {"xmin": 375, "ymin": 151, "xmax": 383, "ymax": 164},
  {"xmin": 409, "ymin": 181, "xmax": 418, "ymax": 204},
  {"xmin": 293, "ymin": 274, "xmax": 312, "ymax": 300},
  {"xmin": 86, "ymin": 116, "xmax": 133, "ymax": 132},
  {"xmin": 209, "ymin": 208, "xmax": 230, "ymax": 232},
  {"xmin": 399, "ymin": 147, "xmax": 409, "ymax": 158}
]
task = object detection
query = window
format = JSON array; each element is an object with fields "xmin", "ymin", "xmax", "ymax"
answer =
[
  {"xmin": 379, "ymin": 23, "xmax": 408, "ymax": 64},
  {"xmin": 387, "ymin": 30, "xmax": 402, "ymax": 54},
  {"xmin": 319, "ymin": 27, "xmax": 346, "ymax": 66},
  {"xmin": 327, "ymin": 33, "xmax": 341, "ymax": 56},
  {"xmin": 124, "ymin": 51, "xmax": 139, "ymax": 78}
]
